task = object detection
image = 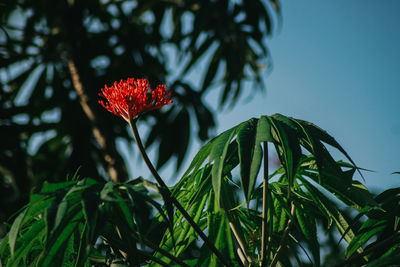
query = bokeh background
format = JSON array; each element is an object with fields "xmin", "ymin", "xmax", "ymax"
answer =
[{"xmin": 1, "ymin": 0, "xmax": 399, "ymax": 234}]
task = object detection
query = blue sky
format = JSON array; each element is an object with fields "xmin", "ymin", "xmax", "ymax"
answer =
[
  {"xmin": 119, "ymin": 1, "xmax": 400, "ymax": 191},
  {"xmin": 8, "ymin": 1, "xmax": 399, "ymax": 191},
  {"xmin": 203, "ymin": 0, "xmax": 400, "ymax": 190}
]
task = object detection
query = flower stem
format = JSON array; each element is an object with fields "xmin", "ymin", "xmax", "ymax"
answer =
[{"xmin": 128, "ymin": 121, "xmax": 231, "ymax": 266}]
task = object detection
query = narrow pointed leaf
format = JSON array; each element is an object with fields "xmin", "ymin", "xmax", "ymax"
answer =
[
  {"xmin": 345, "ymin": 219, "xmax": 386, "ymax": 258},
  {"xmin": 295, "ymin": 203, "xmax": 320, "ymax": 266},
  {"xmin": 236, "ymin": 118, "xmax": 258, "ymax": 202},
  {"xmin": 269, "ymin": 116, "xmax": 301, "ymax": 188},
  {"xmin": 9, "ymin": 208, "xmax": 28, "ymax": 256},
  {"xmin": 211, "ymin": 127, "xmax": 237, "ymax": 207}
]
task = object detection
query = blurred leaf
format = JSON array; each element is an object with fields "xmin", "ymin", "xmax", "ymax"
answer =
[
  {"xmin": 8, "ymin": 208, "xmax": 28, "ymax": 256},
  {"xmin": 345, "ymin": 219, "xmax": 386, "ymax": 258},
  {"xmin": 1, "ymin": 0, "xmax": 279, "ymax": 227}
]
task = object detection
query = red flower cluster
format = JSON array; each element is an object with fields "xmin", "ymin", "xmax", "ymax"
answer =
[{"xmin": 99, "ymin": 78, "xmax": 173, "ymax": 122}]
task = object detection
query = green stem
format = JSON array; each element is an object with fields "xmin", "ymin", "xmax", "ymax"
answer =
[
  {"xmin": 261, "ymin": 142, "xmax": 269, "ymax": 267},
  {"xmin": 128, "ymin": 120, "xmax": 231, "ymax": 267},
  {"xmin": 221, "ymin": 201, "xmax": 251, "ymax": 266}
]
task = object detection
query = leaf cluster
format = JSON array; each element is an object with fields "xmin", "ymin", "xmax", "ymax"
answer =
[
  {"xmin": 3, "ymin": 114, "xmax": 399, "ymax": 266},
  {"xmin": 0, "ymin": 176, "xmax": 180, "ymax": 266}
]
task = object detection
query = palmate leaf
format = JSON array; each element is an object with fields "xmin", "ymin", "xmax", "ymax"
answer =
[
  {"xmin": 269, "ymin": 115, "xmax": 302, "ymax": 189},
  {"xmin": 299, "ymin": 156, "xmax": 376, "ymax": 210},
  {"xmin": 1, "ymin": 177, "xmax": 177, "ymax": 266},
  {"xmin": 152, "ymin": 193, "xmax": 208, "ymax": 266},
  {"xmin": 153, "ymin": 167, "xmax": 213, "ymax": 265},
  {"xmin": 2, "ymin": 113, "xmax": 379, "ymax": 266},
  {"xmin": 200, "ymin": 208, "xmax": 238, "ymax": 267},
  {"xmin": 155, "ymin": 161, "xmax": 244, "ymax": 266},
  {"xmin": 169, "ymin": 113, "xmax": 378, "ymax": 265},
  {"xmin": 183, "ymin": 114, "xmax": 367, "ymax": 208},
  {"xmin": 299, "ymin": 176, "xmax": 356, "ymax": 243}
]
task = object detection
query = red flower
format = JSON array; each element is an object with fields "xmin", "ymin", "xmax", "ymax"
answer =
[{"xmin": 99, "ymin": 78, "xmax": 173, "ymax": 122}]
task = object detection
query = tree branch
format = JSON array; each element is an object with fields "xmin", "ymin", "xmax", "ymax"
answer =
[
  {"xmin": 67, "ymin": 59, "xmax": 121, "ymax": 183},
  {"xmin": 128, "ymin": 121, "xmax": 231, "ymax": 267}
]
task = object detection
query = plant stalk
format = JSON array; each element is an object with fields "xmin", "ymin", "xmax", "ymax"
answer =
[
  {"xmin": 128, "ymin": 121, "xmax": 231, "ymax": 267},
  {"xmin": 261, "ymin": 141, "xmax": 269, "ymax": 266},
  {"xmin": 222, "ymin": 201, "xmax": 251, "ymax": 265}
]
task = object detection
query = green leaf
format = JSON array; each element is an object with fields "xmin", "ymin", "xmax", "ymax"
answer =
[
  {"xmin": 176, "ymin": 193, "xmax": 208, "ymax": 256},
  {"xmin": 375, "ymin": 187, "xmax": 400, "ymax": 204},
  {"xmin": 269, "ymin": 115, "xmax": 301, "ymax": 189},
  {"xmin": 295, "ymin": 203, "xmax": 320, "ymax": 266},
  {"xmin": 40, "ymin": 213, "xmax": 83, "ymax": 266},
  {"xmin": 212, "ymin": 211, "xmax": 236, "ymax": 266},
  {"xmin": 236, "ymin": 118, "xmax": 258, "ymax": 202},
  {"xmin": 255, "ymin": 116, "xmax": 273, "ymax": 143},
  {"xmin": 300, "ymin": 177, "xmax": 356, "ymax": 244},
  {"xmin": 271, "ymin": 191, "xmax": 291, "ymax": 232},
  {"xmin": 154, "ymin": 192, "xmax": 209, "ymax": 264},
  {"xmin": 248, "ymin": 116, "xmax": 272, "ymax": 200},
  {"xmin": 81, "ymin": 184, "xmax": 101, "ymax": 241},
  {"xmin": 9, "ymin": 208, "xmax": 28, "ymax": 256},
  {"xmin": 180, "ymin": 141, "xmax": 213, "ymax": 182},
  {"xmin": 211, "ymin": 127, "xmax": 237, "ymax": 207},
  {"xmin": 99, "ymin": 181, "xmax": 116, "ymax": 201},
  {"xmin": 10, "ymin": 220, "xmax": 46, "ymax": 267},
  {"xmin": 54, "ymin": 200, "xmax": 69, "ymax": 233},
  {"xmin": 301, "ymin": 160, "xmax": 376, "ymax": 210},
  {"xmin": 365, "ymin": 247, "xmax": 400, "ymax": 266},
  {"xmin": 345, "ymin": 219, "xmax": 386, "ymax": 258},
  {"xmin": 296, "ymin": 118, "xmax": 362, "ymax": 179},
  {"xmin": 40, "ymin": 180, "xmax": 76, "ymax": 193}
]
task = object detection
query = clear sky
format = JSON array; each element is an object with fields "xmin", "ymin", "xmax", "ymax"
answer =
[
  {"xmin": 202, "ymin": 0, "xmax": 400, "ymax": 190},
  {"xmin": 118, "ymin": 1, "xmax": 400, "ymax": 192}
]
